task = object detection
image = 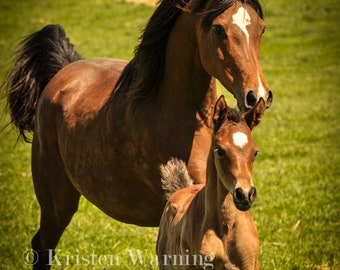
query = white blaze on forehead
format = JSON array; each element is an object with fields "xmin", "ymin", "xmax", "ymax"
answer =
[
  {"xmin": 232, "ymin": 6, "xmax": 251, "ymax": 44},
  {"xmin": 233, "ymin": 132, "xmax": 248, "ymax": 148}
]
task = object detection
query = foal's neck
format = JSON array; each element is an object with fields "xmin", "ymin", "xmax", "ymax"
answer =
[{"xmin": 203, "ymin": 151, "xmax": 241, "ymax": 235}]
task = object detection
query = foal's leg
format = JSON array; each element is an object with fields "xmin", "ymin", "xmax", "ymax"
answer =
[{"xmin": 31, "ymin": 139, "xmax": 80, "ymax": 270}]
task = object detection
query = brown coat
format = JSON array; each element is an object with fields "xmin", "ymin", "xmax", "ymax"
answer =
[{"xmin": 157, "ymin": 96, "xmax": 265, "ymax": 269}]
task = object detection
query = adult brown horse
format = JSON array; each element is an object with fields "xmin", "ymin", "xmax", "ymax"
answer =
[{"xmin": 3, "ymin": 0, "xmax": 272, "ymax": 268}]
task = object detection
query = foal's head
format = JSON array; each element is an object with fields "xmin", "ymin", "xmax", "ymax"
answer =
[
  {"xmin": 189, "ymin": 0, "xmax": 273, "ymax": 110},
  {"xmin": 212, "ymin": 95, "xmax": 265, "ymax": 211}
]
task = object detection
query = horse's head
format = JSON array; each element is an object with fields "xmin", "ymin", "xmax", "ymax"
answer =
[
  {"xmin": 191, "ymin": 0, "xmax": 273, "ymax": 110},
  {"xmin": 212, "ymin": 95, "xmax": 265, "ymax": 211}
]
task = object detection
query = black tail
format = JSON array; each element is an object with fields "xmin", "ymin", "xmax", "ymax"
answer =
[
  {"xmin": 160, "ymin": 158, "xmax": 193, "ymax": 200},
  {"xmin": 2, "ymin": 24, "xmax": 81, "ymax": 142}
]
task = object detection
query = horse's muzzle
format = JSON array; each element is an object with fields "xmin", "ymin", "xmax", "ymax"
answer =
[{"xmin": 245, "ymin": 89, "xmax": 273, "ymax": 110}]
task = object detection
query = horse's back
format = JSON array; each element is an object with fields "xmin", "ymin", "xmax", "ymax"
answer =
[
  {"xmin": 34, "ymin": 58, "xmax": 127, "ymax": 144},
  {"xmin": 41, "ymin": 58, "xmax": 127, "ymax": 120},
  {"xmin": 34, "ymin": 57, "xmax": 127, "ymax": 163}
]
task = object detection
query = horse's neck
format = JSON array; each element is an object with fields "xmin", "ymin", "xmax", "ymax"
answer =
[
  {"xmin": 161, "ymin": 12, "xmax": 216, "ymax": 116},
  {"xmin": 203, "ymin": 151, "xmax": 239, "ymax": 235}
]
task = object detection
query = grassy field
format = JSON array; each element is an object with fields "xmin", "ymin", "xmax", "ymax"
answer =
[{"xmin": 0, "ymin": 0, "xmax": 339, "ymax": 269}]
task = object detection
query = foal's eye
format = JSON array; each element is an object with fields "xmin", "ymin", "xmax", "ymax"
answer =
[
  {"xmin": 215, "ymin": 147, "xmax": 225, "ymax": 157},
  {"xmin": 212, "ymin": 24, "xmax": 225, "ymax": 37},
  {"xmin": 253, "ymin": 151, "xmax": 259, "ymax": 160}
]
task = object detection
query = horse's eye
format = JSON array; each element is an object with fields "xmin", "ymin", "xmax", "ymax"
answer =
[
  {"xmin": 253, "ymin": 151, "xmax": 259, "ymax": 161},
  {"xmin": 212, "ymin": 24, "xmax": 225, "ymax": 37},
  {"xmin": 215, "ymin": 147, "xmax": 225, "ymax": 157}
]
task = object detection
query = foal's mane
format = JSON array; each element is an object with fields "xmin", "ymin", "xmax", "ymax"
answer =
[
  {"xmin": 114, "ymin": 0, "xmax": 263, "ymax": 100},
  {"xmin": 226, "ymin": 107, "xmax": 242, "ymax": 124},
  {"xmin": 214, "ymin": 106, "xmax": 243, "ymax": 133}
]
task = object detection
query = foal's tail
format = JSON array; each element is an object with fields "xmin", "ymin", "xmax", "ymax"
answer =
[
  {"xmin": 160, "ymin": 158, "xmax": 193, "ymax": 200},
  {"xmin": 2, "ymin": 24, "xmax": 81, "ymax": 142}
]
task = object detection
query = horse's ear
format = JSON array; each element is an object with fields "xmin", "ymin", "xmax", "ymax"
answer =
[
  {"xmin": 245, "ymin": 98, "xmax": 265, "ymax": 130},
  {"xmin": 213, "ymin": 95, "xmax": 227, "ymax": 131}
]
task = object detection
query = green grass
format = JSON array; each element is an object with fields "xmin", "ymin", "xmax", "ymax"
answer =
[{"xmin": 0, "ymin": 0, "xmax": 339, "ymax": 269}]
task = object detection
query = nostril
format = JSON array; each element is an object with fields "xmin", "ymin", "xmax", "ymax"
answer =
[
  {"xmin": 266, "ymin": 90, "xmax": 273, "ymax": 108},
  {"xmin": 248, "ymin": 187, "xmax": 257, "ymax": 203},
  {"xmin": 246, "ymin": 90, "xmax": 257, "ymax": 107},
  {"xmin": 235, "ymin": 188, "xmax": 245, "ymax": 202}
]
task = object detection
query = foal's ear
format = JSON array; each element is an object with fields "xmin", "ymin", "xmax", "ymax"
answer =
[
  {"xmin": 245, "ymin": 98, "xmax": 265, "ymax": 130},
  {"xmin": 213, "ymin": 95, "xmax": 227, "ymax": 130}
]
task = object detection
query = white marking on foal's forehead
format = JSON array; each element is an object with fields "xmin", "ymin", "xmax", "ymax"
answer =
[
  {"xmin": 232, "ymin": 132, "xmax": 248, "ymax": 148},
  {"xmin": 232, "ymin": 6, "xmax": 251, "ymax": 44}
]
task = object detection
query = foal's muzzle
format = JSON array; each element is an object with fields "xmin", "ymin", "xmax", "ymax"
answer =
[{"xmin": 233, "ymin": 187, "xmax": 257, "ymax": 211}]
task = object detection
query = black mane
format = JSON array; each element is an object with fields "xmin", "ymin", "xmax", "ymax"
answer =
[
  {"xmin": 115, "ymin": 0, "xmax": 263, "ymax": 100},
  {"xmin": 114, "ymin": 0, "xmax": 189, "ymax": 100}
]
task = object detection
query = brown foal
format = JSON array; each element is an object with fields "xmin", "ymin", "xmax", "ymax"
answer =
[{"xmin": 157, "ymin": 96, "xmax": 265, "ymax": 269}]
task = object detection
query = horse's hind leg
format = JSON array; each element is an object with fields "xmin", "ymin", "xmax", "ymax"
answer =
[{"xmin": 31, "ymin": 138, "xmax": 80, "ymax": 270}]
